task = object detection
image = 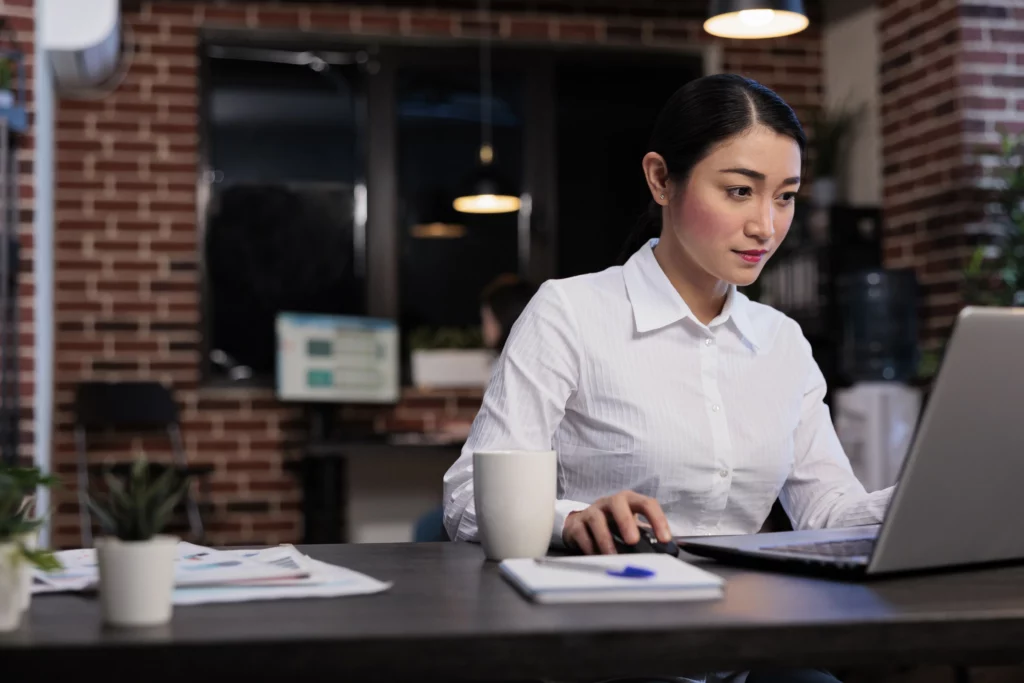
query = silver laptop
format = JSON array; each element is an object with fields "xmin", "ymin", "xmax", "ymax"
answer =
[{"xmin": 679, "ymin": 306, "xmax": 1024, "ymax": 578}]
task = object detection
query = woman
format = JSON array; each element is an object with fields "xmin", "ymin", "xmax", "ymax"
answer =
[{"xmin": 443, "ymin": 74, "xmax": 890, "ymax": 682}]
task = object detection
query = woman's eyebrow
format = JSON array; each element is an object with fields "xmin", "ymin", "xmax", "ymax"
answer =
[{"xmin": 719, "ymin": 168, "xmax": 800, "ymax": 186}]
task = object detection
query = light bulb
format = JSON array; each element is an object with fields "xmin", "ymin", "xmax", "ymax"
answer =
[{"xmin": 738, "ymin": 9, "xmax": 775, "ymax": 26}]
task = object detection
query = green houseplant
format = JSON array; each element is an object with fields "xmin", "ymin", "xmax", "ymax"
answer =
[
  {"xmin": 918, "ymin": 130, "xmax": 1023, "ymax": 380},
  {"xmin": 963, "ymin": 131, "xmax": 1024, "ymax": 307},
  {"xmin": 86, "ymin": 456, "xmax": 189, "ymax": 627},
  {"xmin": 409, "ymin": 326, "xmax": 495, "ymax": 390},
  {"xmin": 0, "ymin": 465, "xmax": 60, "ymax": 632},
  {"xmin": 0, "ymin": 54, "xmax": 15, "ymax": 108},
  {"xmin": 808, "ymin": 104, "xmax": 861, "ymax": 208}
]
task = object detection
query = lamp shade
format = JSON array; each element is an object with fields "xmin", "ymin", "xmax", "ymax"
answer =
[
  {"xmin": 452, "ymin": 157, "xmax": 521, "ymax": 215},
  {"xmin": 704, "ymin": 0, "xmax": 808, "ymax": 39}
]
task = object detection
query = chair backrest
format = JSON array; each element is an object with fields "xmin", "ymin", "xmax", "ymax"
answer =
[{"xmin": 74, "ymin": 381, "xmax": 180, "ymax": 430}]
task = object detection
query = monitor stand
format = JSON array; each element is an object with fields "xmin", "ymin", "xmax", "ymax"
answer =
[{"xmin": 293, "ymin": 402, "xmax": 347, "ymax": 544}]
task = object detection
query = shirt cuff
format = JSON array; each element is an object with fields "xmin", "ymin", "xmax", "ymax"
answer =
[{"xmin": 551, "ymin": 499, "xmax": 590, "ymax": 549}]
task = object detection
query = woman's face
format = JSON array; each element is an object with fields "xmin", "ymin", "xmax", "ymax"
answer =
[
  {"xmin": 481, "ymin": 305, "xmax": 502, "ymax": 349},
  {"xmin": 646, "ymin": 125, "xmax": 802, "ymax": 288}
]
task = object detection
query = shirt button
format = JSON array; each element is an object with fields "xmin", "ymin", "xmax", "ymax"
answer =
[
  {"xmin": 705, "ymin": 338, "xmax": 713, "ymax": 346},
  {"xmin": 712, "ymin": 404, "xmax": 720, "ymax": 412},
  {"xmin": 719, "ymin": 469, "xmax": 729, "ymax": 478}
]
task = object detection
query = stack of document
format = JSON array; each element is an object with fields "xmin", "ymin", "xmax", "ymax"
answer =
[
  {"xmin": 33, "ymin": 541, "xmax": 392, "ymax": 605},
  {"xmin": 499, "ymin": 554, "xmax": 725, "ymax": 604}
]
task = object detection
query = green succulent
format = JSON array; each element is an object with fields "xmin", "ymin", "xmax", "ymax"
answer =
[
  {"xmin": 0, "ymin": 465, "xmax": 61, "ymax": 572},
  {"xmin": 86, "ymin": 456, "xmax": 190, "ymax": 542}
]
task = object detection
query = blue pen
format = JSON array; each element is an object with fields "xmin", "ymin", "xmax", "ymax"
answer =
[{"xmin": 533, "ymin": 557, "xmax": 655, "ymax": 579}]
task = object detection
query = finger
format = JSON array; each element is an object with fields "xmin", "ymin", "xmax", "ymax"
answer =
[
  {"xmin": 583, "ymin": 511, "xmax": 617, "ymax": 555},
  {"xmin": 629, "ymin": 492, "xmax": 673, "ymax": 542},
  {"xmin": 607, "ymin": 494, "xmax": 640, "ymax": 545},
  {"xmin": 569, "ymin": 524, "xmax": 596, "ymax": 555}
]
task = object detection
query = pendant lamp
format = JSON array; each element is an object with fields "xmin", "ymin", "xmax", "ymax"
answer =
[
  {"xmin": 453, "ymin": 0, "xmax": 521, "ymax": 214},
  {"xmin": 704, "ymin": 0, "xmax": 809, "ymax": 40}
]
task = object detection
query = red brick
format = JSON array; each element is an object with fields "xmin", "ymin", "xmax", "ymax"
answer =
[
  {"xmin": 115, "ymin": 220, "xmax": 159, "ymax": 232},
  {"xmin": 253, "ymin": 8, "xmax": 302, "ymax": 28},
  {"xmin": 992, "ymin": 75, "xmax": 1024, "ymax": 89},
  {"xmin": 962, "ymin": 51, "xmax": 1008, "ymax": 65},
  {"xmin": 109, "ymin": 301, "xmax": 158, "ymax": 313},
  {"xmin": 204, "ymin": 7, "xmax": 248, "ymax": 24},
  {"xmin": 95, "ymin": 161, "xmax": 140, "ymax": 174},
  {"xmin": 991, "ymin": 29, "xmax": 1024, "ymax": 44},
  {"xmin": 94, "ymin": 199, "xmax": 140, "ymax": 213},
  {"xmin": 408, "ymin": 15, "xmax": 452, "ymax": 35},
  {"xmin": 97, "ymin": 281, "xmax": 141, "ymax": 293},
  {"xmin": 359, "ymin": 11, "xmax": 401, "ymax": 34},
  {"xmin": 226, "ymin": 460, "xmax": 272, "ymax": 472},
  {"xmin": 558, "ymin": 20, "xmax": 599, "ymax": 42},
  {"xmin": 963, "ymin": 97, "xmax": 1007, "ymax": 110},
  {"xmin": 508, "ymin": 19, "xmax": 551, "ymax": 40},
  {"xmin": 306, "ymin": 8, "xmax": 351, "ymax": 30},
  {"xmin": 249, "ymin": 480, "xmax": 293, "ymax": 493},
  {"xmin": 114, "ymin": 340, "xmax": 161, "ymax": 353}
]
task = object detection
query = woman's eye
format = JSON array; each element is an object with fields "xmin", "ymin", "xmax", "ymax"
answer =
[
  {"xmin": 727, "ymin": 187, "xmax": 752, "ymax": 199},
  {"xmin": 777, "ymin": 192, "xmax": 797, "ymax": 204}
]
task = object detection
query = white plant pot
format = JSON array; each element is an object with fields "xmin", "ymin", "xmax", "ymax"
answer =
[
  {"xmin": 0, "ymin": 542, "xmax": 24, "ymax": 632},
  {"xmin": 411, "ymin": 349, "xmax": 496, "ymax": 390},
  {"xmin": 811, "ymin": 177, "xmax": 838, "ymax": 208},
  {"xmin": 19, "ymin": 531, "xmax": 36, "ymax": 612},
  {"xmin": 96, "ymin": 535, "xmax": 178, "ymax": 628}
]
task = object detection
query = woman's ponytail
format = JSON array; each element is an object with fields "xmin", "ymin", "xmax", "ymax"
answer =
[{"xmin": 616, "ymin": 199, "xmax": 663, "ymax": 266}]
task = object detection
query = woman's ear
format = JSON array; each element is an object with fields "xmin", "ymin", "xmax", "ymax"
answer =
[{"xmin": 642, "ymin": 152, "xmax": 671, "ymax": 207}]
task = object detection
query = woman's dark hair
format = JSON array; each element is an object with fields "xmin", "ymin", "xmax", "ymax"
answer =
[
  {"xmin": 480, "ymin": 274, "xmax": 538, "ymax": 352},
  {"xmin": 617, "ymin": 74, "xmax": 806, "ymax": 265}
]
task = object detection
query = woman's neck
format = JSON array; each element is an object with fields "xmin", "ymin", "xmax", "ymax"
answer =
[{"xmin": 652, "ymin": 237, "xmax": 730, "ymax": 326}]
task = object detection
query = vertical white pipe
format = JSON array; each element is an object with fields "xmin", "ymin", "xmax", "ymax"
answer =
[{"xmin": 34, "ymin": 0, "xmax": 56, "ymax": 548}]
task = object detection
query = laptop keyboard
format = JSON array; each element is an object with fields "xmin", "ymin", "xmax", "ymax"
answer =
[{"xmin": 762, "ymin": 538, "xmax": 876, "ymax": 558}]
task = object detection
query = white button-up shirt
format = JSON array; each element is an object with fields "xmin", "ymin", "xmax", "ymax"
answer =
[{"xmin": 443, "ymin": 239, "xmax": 892, "ymax": 547}]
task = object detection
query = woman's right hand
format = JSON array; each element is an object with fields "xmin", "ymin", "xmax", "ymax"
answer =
[{"xmin": 561, "ymin": 490, "xmax": 672, "ymax": 555}]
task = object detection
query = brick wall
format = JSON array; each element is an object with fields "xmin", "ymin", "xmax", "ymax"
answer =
[
  {"xmin": 32, "ymin": 1, "xmax": 825, "ymax": 548},
  {"xmin": 4, "ymin": 0, "xmax": 34, "ymax": 470},
  {"xmin": 879, "ymin": 0, "xmax": 1024, "ymax": 347}
]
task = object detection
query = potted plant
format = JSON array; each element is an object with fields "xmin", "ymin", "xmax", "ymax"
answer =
[
  {"xmin": 809, "ymin": 104, "xmax": 860, "ymax": 208},
  {"xmin": 964, "ymin": 130, "xmax": 1024, "ymax": 307},
  {"xmin": 86, "ymin": 456, "xmax": 189, "ymax": 628},
  {"xmin": 409, "ymin": 326, "xmax": 496, "ymax": 390},
  {"xmin": 0, "ymin": 54, "xmax": 16, "ymax": 109},
  {"xmin": 0, "ymin": 465, "xmax": 60, "ymax": 632},
  {"xmin": 917, "ymin": 130, "xmax": 1023, "ymax": 381}
]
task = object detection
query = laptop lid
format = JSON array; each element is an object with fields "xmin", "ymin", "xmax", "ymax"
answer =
[{"xmin": 867, "ymin": 307, "xmax": 1024, "ymax": 575}]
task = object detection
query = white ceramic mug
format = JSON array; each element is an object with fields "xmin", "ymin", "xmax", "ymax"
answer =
[{"xmin": 473, "ymin": 450, "xmax": 557, "ymax": 560}]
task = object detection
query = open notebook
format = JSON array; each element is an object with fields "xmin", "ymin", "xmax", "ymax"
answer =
[{"xmin": 499, "ymin": 554, "xmax": 725, "ymax": 604}]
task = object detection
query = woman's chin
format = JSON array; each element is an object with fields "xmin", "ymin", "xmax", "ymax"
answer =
[{"xmin": 721, "ymin": 266, "xmax": 762, "ymax": 289}]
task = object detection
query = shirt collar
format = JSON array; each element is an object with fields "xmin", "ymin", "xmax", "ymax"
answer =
[{"xmin": 622, "ymin": 239, "xmax": 761, "ymax": 352}]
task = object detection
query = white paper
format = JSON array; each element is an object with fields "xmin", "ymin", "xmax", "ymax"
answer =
[{"xmin": 32, "ymin": 542, "xmax": 392, "ymax": 604}]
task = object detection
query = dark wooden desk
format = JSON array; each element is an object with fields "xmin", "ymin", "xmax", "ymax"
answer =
[{"xmin": 4, "ymin": 542, "xmax": 1024, "ymax": 682}]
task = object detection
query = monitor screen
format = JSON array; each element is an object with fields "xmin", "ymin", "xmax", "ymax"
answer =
[{"xmin": 276, "ymin": 313, "xmax": 399, "ymax": 404}]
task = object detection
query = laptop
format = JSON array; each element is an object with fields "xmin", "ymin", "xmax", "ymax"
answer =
[{"xmin": 678, "ymin": 306, "xmax": 1024, "ymax": 578}]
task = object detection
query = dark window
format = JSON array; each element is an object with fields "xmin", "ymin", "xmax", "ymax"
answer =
[
  {"xmin": 201, "ymin": 49, "xmax": 367, "ymax": 382},
  {"xmin": 397, "ymin": 66, "xmax": 524, "ymax": 333}
]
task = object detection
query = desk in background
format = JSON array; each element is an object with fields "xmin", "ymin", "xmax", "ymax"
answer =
[
  {"xmin": 286, "ymin": 436, "xmax": 463, "ymax": 544},
  {"xmin": 5, "ymin": 542, "xmax": 1024, "ymax": 682}
]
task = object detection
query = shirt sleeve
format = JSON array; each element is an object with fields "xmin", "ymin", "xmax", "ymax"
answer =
[
  {"xmin": 779, "ymin": 330, "xmax": 894, "ymax": 530},
  {"xmin": 442, "ymin": 281, "xmax": 590, "ymax": 547}
]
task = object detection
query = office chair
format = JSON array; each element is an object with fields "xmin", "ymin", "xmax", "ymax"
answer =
[{"xmin": 74, "ymin": 381, "xmax": 213, "ymax": 546}]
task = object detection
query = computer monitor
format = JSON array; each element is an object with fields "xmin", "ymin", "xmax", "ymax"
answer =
[{"xmin": 276, "ymin": 312, "xmax": 399, "ymax": 404}]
